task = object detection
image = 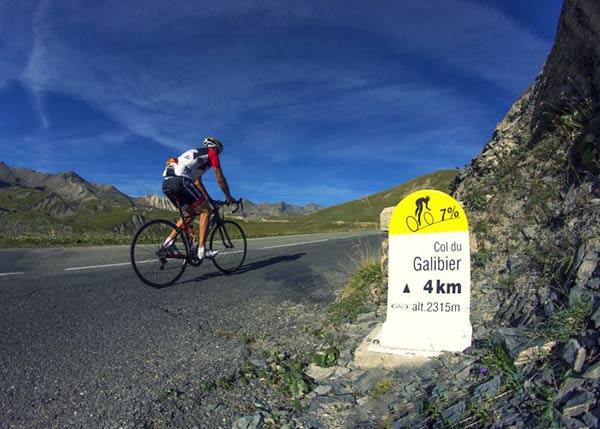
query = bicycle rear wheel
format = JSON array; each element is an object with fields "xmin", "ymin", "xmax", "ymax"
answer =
[
  {"xmin": 210, "ymin": 220, "xmax": 247, "ymax": 274},
  {"xmin": 131, "ymin": 219, "xmax": 189, "ymax": 287}
]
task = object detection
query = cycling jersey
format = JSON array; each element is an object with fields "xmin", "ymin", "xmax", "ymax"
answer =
[{"xmin": 163, "ymin": 147, "xmax": 221, "ymax": 181}]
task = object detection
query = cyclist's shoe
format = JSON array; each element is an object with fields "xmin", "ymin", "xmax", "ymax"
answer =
[
  {"xmin": 197, "ymin": 248, "xmax": 219, "ymax": 260},
  {"xmin": 163, "ymin": 243, "xmax": 183, "ymax": 257}
]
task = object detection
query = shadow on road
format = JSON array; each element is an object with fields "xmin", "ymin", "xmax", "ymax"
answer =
[{"xmin": 177, "ymin": 253, "xmax": 307, "ymax": 285}]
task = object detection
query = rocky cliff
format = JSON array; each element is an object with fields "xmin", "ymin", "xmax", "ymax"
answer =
[
  {"xmin": 436, "ymin": 0, "xmax": 600, "ymax": 426},
  {"xmin": 451, "ymin": 0, "xmax": 599, "ymax": 338},
  {"xmin": 133, "ymin": 194, "xmax": 177, "ymax": 211}
]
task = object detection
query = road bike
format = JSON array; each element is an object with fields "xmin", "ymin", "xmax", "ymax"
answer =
[{"xmin": 130, "ymin": 198, "xmax": 247, "ymax": 287}]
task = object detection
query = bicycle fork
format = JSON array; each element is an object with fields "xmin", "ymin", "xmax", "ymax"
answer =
[{"xmin": 216, "ymin": 224, "xmax": 234, "ymax": 249}]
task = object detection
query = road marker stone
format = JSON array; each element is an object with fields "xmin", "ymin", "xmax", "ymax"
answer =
[{"xmin": 373, "ymin": 189, "xmax": 472, "ymax": 356}]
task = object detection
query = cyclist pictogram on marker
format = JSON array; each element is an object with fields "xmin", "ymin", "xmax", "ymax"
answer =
[
  {"xmin": 415, "ymin": 196, "xmax": 431, "ymax": 225},
  {"xmin": 405, "ymin": 195, "xmax": 461, "ymax": 232}
]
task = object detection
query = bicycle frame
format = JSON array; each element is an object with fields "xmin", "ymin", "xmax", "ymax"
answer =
[{"xmin": 167, "ymin": 197, "xmax": 242, "ymax": 261}]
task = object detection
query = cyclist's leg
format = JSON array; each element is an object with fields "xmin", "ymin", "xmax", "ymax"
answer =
[
  {"xmin": 162, "ymin": 177, "xmax": 183, "ymax": 247},
  {"xmin": 162, "ymin": 177, "xmax": 199, "ymax": 246},
  {"xmin": 178, "ymin": 178, "xmax": 210, "ymax": 256},
  {"xmin": 195, "ymin": 199, "xmax": 211, "ymax": 249},
  {"xmin": 167, "ymin": 207, "xmax": 196, "ymax": 243}
]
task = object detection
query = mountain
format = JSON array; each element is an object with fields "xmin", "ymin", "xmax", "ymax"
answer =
[
  {"xmin": 133, "ymin": 194, "xmax": 323, "ymax": 219},
  {"xmin": 0, "ymin": 162, "xmax": 328, "ymax": 244},
  {"xmin": 239, "ymin": 200, "xmax": 323, "ymax": 218},
  {"xmin": 0, "ymin": 161, "xmax": 133, "ymax": 208},
  {"xmin": 0, "ymin": 163, "xmax": 166, "ymax": 244},
  {"xmin": 0, "ymin": 160, "xmax": 456, "ymax": 245}
]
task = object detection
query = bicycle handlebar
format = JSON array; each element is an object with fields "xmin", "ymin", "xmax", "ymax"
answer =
[{"xmin": 211, "ymin": 198, "xmax": 244, "ymax": 214}]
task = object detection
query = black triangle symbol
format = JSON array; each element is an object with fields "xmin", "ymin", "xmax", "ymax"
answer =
[{"xmin": 403, "ymin": 284, "xmax": 411, "ymax": 293}]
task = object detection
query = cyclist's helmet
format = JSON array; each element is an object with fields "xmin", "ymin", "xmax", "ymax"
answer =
[{"xmin": 203, "ymin": 136, "xmax": 223, "ymax": 153}]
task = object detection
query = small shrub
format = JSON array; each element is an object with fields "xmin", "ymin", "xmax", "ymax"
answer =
[
  {"xmin": 310, "ymin": 346, "xmax": 339, "ymax": 368},
  {"xmin": 497, "ymin": 274, "xmax": 516, "ymax": 292},
  {"xmin": 531, "ymin": 301, "xmax": 593, "ymax": 343},
  {"xmin": 533, "ymin": 383, "xmax": 557, "ymax": 428},
  {"xmin": 257, "ymin": 351, "xmax": 313, "ymax": 398},
  {"xmin": 481, "ymin": 342, "xmax": 521, "ymax": 392},
  {"xmin": 464, "ymin": 185, "xmax": 488, "ymax": 210},
  {"xmin": 472, "ymin": 249, "xmax": 495, "ymax": 269},
  {"xmin": 372, "ymin": 377, "xmax": 394, "ymax": 400}
]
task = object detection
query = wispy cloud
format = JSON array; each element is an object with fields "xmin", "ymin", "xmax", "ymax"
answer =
[{"xmin": 19, "ymin": 0, "xmax": 52, "ymax": 129}]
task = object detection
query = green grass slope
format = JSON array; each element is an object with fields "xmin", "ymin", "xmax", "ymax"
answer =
[{"xmin": 306, "ymin": 170, "xmax": 458, "ymax": 223}]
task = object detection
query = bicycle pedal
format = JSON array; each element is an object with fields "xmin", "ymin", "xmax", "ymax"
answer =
[{"xmin": 189, "ymin": 256, "xmax": 203, "ymax": 267}]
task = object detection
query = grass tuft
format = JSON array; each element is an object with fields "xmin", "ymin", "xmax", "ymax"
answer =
[{"xmin": 327, "ymin": 255, "xmax": 383, "ymax": 325}]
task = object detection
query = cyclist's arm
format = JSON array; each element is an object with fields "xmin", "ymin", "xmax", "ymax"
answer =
[
  {"xmin": 194, "ymin": 177, "xmax": 211, "ymax": 201},
  {"xmin": 213, "ymin": 167, "xmax": 234, "ymax": 202}
]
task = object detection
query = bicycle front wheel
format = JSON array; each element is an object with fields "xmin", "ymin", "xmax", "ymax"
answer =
[
  {"xmin": 131, "ymin": 219, "xmax": 189, "ymax": 287},
  {"xmin": 210, "ymin": 220, "xmax": 247, "ymax": 273}
]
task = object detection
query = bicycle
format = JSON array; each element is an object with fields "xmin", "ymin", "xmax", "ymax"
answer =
[
  {"xmin": 405, "ymin": 211, "xmax": 434, "ymax": 232},
  {"xmin": 130, "ymin": 198, "xmax": 247, "ymax": 288}
]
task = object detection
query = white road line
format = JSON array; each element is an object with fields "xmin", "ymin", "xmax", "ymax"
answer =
[
  {"xmin": 0, "ymin": 271, "xmax": 25, "ymax": 277},
  {"xmin": 260, "ymin": 239, "xmax": 330, "ymax": 250},
  {"xmin": 65, "ymin": 260, "xmax": 156, "ymax": 272},
  {"xmin": 61, "ymin": 233, "xmax": 377, "ymax": 272}
]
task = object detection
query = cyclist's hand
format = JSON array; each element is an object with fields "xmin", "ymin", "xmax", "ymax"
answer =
[{"xmin": 226, "ymin": 196, "xmax": 236, "ymax": 205}]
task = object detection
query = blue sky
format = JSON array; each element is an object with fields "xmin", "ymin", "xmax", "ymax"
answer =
[{"xmin": 0, "ymin": 0, "xmax": 562, "ymax": 206}]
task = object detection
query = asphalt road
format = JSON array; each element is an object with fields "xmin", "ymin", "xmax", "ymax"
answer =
[{"xmin": 0, "ymin": 231, "xmax": 384, "ymax": 428}]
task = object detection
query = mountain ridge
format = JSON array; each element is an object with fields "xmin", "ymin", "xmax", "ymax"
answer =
[
  {"xmin": 0, "ymin": 160, "xmax": 456, "ymax": 246},
  {"xmin": 0, "ymin": 161, "xmax": 323, "ymax": 219},
  {"xmin": 133, "ymin": 194, "xmax": 323, "ymax": 218},
  {"xmin": 0, "ymin": 161, "xmax": 134, "ymax": 207}
]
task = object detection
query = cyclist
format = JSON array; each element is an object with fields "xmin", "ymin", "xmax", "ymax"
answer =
[
  {"xmin": 414, "ymin": 195, "xmax": 431, "ymax": 226},
  {"xmin": 161, "ymin": 137, "xmax": 236, "ymax": 260}
]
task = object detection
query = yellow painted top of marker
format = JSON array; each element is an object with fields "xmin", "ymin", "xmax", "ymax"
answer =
[{"xmin": 389, "ymin": 189, "xmax": 469, "ymax": 235}]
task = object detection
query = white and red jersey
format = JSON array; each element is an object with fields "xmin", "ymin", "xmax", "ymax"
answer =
[{"xmin": 163, "ymin": 147, "xmax": 221, "ymax": 180}]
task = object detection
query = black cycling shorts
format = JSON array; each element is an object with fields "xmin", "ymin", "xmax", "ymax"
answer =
[{"xmin": 162, "ymin": 176, "xmax": 205, "ymax": 210}]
